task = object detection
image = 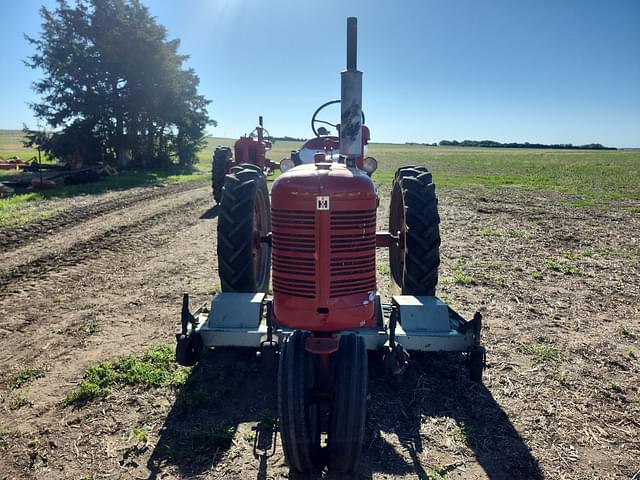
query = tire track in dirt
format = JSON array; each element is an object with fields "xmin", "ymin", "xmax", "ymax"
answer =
[
  {"xmin": 0, "ymin": 179, "xmax": 208, "ymax": 252},
  {"xmin": 0, "ymin": 182, "xmax": 215, "ymax": 387},
  {"xmin": 0, "ymin": 186, "xmax": 211, "ymax": 295},
  {"xmin": 0, "ymin": 181, "xmax": 219, "ymax": 478}
]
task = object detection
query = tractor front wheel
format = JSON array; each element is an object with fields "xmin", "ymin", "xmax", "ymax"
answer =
[
  {"xmin": 217, "ymin": 166, "xmax": 271, "ymax": 292},
  {"xmin": 278, "ymin": 331, "xmax": 321, "ymax": 472},
  {"xmin": 389, "ymin": 165, "xmax": 441, "ymax": 295},
  {"xmin": 328, "ymin": 334, "xmax": 368, "ymax": 473}
]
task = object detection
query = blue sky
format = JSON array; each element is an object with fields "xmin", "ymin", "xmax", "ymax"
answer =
[{"xmin": 1, "ymin": 0, "xmax": 639, "ymax": 147}]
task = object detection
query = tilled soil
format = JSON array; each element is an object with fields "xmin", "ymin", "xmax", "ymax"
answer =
[{"xmin": 0, "ymin": 180, "xmax": 638, "ymax": 480}]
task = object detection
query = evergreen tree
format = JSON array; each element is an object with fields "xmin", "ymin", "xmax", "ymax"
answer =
[{"xmin": 24, "ymin": 0, "xmax": 212, "ymax": 167}]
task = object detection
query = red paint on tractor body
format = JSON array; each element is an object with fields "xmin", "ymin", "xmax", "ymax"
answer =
[
  {"xmin": 234, "ymin": 135, "xmax": 267, "ymax": 170},
  {"xmin": 271, "ymin": 163, "xmax": 377, "ymax": 332}
]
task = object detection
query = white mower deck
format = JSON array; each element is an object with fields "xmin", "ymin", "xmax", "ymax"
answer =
[{"xmin": 190, "ymin": 292, "xmax": 479, "ymax": 353}]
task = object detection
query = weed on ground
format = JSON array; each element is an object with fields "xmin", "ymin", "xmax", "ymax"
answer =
[
  {"xmin": 526, "ymin": 342, "xmax": 560, "ymax": 365},
  {"xmin": 10, "ymin": 364, "xmax": 48, "ymax": 389},
  {"xmin": 65, "ymin": 344, "xmax": 188, "ymax": 406}
]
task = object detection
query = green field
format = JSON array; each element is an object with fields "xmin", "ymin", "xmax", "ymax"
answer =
[
  {"xmin": 2, "ymin": 130, "xmax": 639, "ymax": 229},
  {"xmin": 205, "ymin": 136, "xmax": 640, "ymax": 200}
]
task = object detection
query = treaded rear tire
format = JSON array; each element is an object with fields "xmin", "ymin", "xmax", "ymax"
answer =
[
  {"xmin": 389, "ymin": 166, "xmax": 441, "ymax": 295},
  {"xmin": 328, "ymin": 334, "xmax": 368, "ymax": 473},
  {"xmin": 278, "ymin": 331, "xmax": 321, "ymax": 472},
  {"xmin": 212, "ymin": 147, "xmax": 232, "ymax": 204},
  {"xmin": 217, "ymin": 167, "xmax": 271, "ymax": 292}
]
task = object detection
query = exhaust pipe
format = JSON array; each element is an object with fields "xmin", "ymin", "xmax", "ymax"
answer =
[{"xmin": 340, "ymin": 17, "xmax": 363, "ymax": 159}]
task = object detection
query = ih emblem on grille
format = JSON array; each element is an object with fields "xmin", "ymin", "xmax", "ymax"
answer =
[{"xmin": 316, "ymin": 196, "xmax": 330, "ymax": 210}]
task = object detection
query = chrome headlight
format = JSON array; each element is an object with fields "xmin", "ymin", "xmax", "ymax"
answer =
[
  {"xmin": 362, "ymin": 156, "xmax": 378, "ymax": 174},
  {"xmin": 280, "ymin": 158, "xmax": 295, "ymax": 173}
]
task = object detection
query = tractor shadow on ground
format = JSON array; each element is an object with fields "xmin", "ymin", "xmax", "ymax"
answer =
[
  {"xmin": 147, "ymin": 348, "xmax": 279, "ymax": 479},
  {"xmin": 147, "ymin": 350, "xmax": 542, "ymax": 480},
  {"xmin": 355, "ymin": 352, "xmax": 544, "ymax": 480},
  {"xmin": 200, "ymin": 204, "xmax": 220, "ymax": 219}
]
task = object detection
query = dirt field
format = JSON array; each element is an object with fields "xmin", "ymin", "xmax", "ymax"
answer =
[{"xmin": 0, "ymin": 174, "xmax": 638, "ymax": 479}]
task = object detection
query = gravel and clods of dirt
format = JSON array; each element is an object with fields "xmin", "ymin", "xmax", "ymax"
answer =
[{"xmin": 0, "ymin": 180, "xmax": 638, "ymax": 480}]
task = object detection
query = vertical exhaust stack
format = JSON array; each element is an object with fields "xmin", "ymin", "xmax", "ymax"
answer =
[{"xmin": 340, "ymin": 17, "xmax": 363, "ymax": 160}]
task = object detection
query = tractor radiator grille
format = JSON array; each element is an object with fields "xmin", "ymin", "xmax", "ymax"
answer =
[
  {"xmin": 272, "ymin": 209, "xmax": 316, "ymax": 298},
  {"xmin": 329, "ymin": 210, "xmax": 376, "ymax": 298}
]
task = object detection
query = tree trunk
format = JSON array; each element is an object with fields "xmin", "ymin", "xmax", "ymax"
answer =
[{"xmin": 114, "ymin": 79, "xmax": 127, "ymax": 168}]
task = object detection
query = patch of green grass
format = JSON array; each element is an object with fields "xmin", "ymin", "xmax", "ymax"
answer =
[
  {"xmin": 609, "ymin": 383, "xmax": 624, "ymax": 394},
  {"xmin": 0, "ymin": 164, "xmax": 207, "ymax": 228},
  {"xmin": 80, "ymin": 319, "xmax": 99, "ymax": 335},
  {"xmin": 426, "ymin": 468, "xmax": 448, "ymax": 480},
  {"xmin": 554, "ymin": 370, "xmax": 568, "ymax": 384},
  {"xmin": 8, "ymin": 395, "xmax": 32, "ymax": 410},
  {"xmin": 65, "ymin": 344, "xmax": 188, "ymax": 406},
  {"xmin": 448, "ymin": 421, "xmax": 468, "ymax": 446},
  {"xmin": 627, "ymin": 348, "xmax": 637, "ymax": 360},
  {"xmin": 11, "ymin": 365, "xmax": 48, "ymax": 389},
  {"xmin": 0, "ymin": 429, "xmax": 22, "ymax": 446},
  {"xmin": 65, "ymin": 382, "xmax": 108, "ymax": 405},
  {"xmin": 0, "ymin": 192, "xmax": 58, "ymax": 228},
  {"xmin": 531, "ymin": 270, "xmax": 543, "ymax": 280},
  {"xmin": 563, "ymin": 198, "xmax": 597, "ymax": 208},
  {"xmin": 544, "ymin": 258, "xmax": 579, "ymax": 275},
  {"xmin": 480, "ymin": 227, "xmax": 501, "ymax": 237},
  {"xmin": 129, "ymin": 426, "xmax": 150, "ymax": 447},
  {"xmin": 369, "ymin": 144, "xmax": 640, "ymax": 200},
  {"xmin": 597, "ymin": 248, "xmax": 640, "ymax": 260},
  {"xmin": 561, "ymin": 250, "xmax": 594, "ymax": 261},
  {"xmin": 631, "ymin": 207, "xmax": 640, "ymax": 214},
  {"xmin": 452, "ymin": 267, "xmax": 475, "ymax": 285},
  {"xmin": 438, "ymin": 293, "xmax": 454, "ymax": 305},
  {"xmin": 376, "ymin": 263, "xmax": 390, "ymax": 275},
  {"xmin": 618, "ymin": 324, "xmax": 636, "ymax": 340},
  {"xmin": 189, "ymin": 424, "xmax": 235, "ymax": 449},
  {"xmin": 494, "ymin": 275, "xmax": 506, "ymax": 287},
  {"xmin": 507, "ymin": 229, "xmax": 528, "ymax": 238},
  {"xmin": 174, "ymin": 373, "xmax": 232, "ymax": 414},
  {"xmin": 526, "ymin": 342, "xmax": 560, "ymax": 365}
]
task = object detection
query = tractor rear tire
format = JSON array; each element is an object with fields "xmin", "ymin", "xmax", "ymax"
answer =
[
  {"xmin": 328, "ymin": 334, "xmax": 368, "ymax": 473},
  {"xmin": 212, "ymin": 147, "xmax": 232, "ymax": 204},
  {"xmin": 389, "ymin": 166, "xmax": 441, "ymax": 295},
  {"xmin": 278, "ymin": 331, "xmax": 321, "ymax": 472},
  {"xmin": 231, "ymin": 163, "xmax": 263, "ymax": 176},
  {"xmin": 217, "ymin": 167, "xmax": 271, "ymax": 292}
]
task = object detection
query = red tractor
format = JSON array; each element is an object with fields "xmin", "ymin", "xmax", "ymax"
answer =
[
  {"xmin": 177, "ymin": 17, "xmax": 485, "ymax": 473},
  {"xmin": 211, "ymin": 116, "xmax": 280, "ymax": 203}
]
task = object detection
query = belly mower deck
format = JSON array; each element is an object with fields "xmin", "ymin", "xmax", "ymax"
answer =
[{"xmin": 176, "ymin": 291, "xmax": 485, "ymax": 380}]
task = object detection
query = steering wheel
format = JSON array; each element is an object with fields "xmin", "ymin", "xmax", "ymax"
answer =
[
  {"xmin": 311, "ymin": 99, "xmax": 366, "ymax": 137},
  {"xmin": 250, "ymin": 126, "xmax": 273, "ymax": 149}
]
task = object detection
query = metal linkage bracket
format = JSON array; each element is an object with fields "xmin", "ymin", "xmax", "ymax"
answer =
[
  {"xmin": 179, "ymin": 292, "xmax": 196, "ymax": 338},
  {"xmin": 177, "ymin": 292, "xmax": 208, "ymax": 339}
]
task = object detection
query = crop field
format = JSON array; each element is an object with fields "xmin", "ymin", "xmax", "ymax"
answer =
[{"xmin": 0, "ymin": 129, "xmax": 639, "ymax": 479}]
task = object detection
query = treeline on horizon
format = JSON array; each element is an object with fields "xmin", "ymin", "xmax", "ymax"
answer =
[
  {"xmin": 273, "ymin": 136, "xmax": 617, "ymax": 150},
  {"xmin": 272, "ymin": 136, "xmax": 306, "ymax": 142},
  {"xmin": 410, "ymin": 139, "xmax": 617, "ymax": 150}
]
